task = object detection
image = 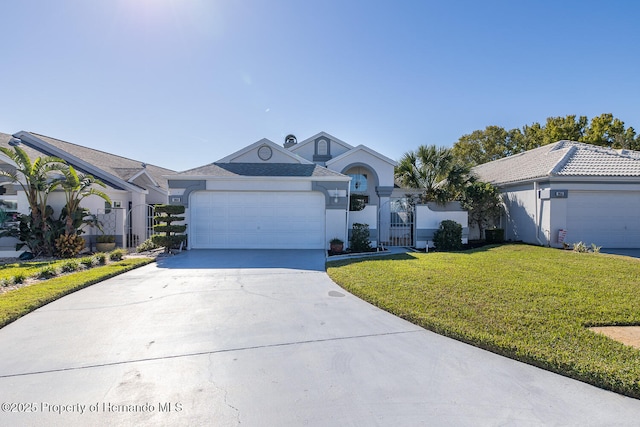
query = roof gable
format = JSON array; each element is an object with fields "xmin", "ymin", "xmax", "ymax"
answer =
[
  {"xmin": 291, "ymin": 131, "xmax": 354, "ymax": 154},
  {"xmin": 473, "ymin": 140, "xmax": 640, "ymax": 185},
  {"xmin": 217, "ymin": 138, "xmax": 312, "ymax": 164},
  {"xmin": 326, "ymin": 144, "xmax": 397, "ymax": 167}
]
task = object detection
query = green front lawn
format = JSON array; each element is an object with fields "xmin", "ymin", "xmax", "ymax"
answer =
[
  {"xmin": 0, "ymin": 257, "xmax": 154, "ymax": 329},
  {"xmin": 327, "ymin": 244, "xmax": 640, "ymax": 398}
]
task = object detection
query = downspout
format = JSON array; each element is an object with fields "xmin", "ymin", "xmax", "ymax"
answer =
[
  {"xmin": 345, "ymin": 182, "xmax": 351, "ymax": 250},
  {"xmin": 534, "ymin": 181, "xmax": 544, "ymax": 245}
]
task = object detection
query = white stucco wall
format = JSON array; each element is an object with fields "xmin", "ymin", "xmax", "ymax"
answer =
[
  {"xmin": 288, "ymin": 142, "xmax": 315, "ymax": 160},
  {"xmin": 328, "ymin": 153, "xmax": 395, "ymax": 188},
  {"xmin": 415, "ymin": 204, "xmax": 468, "ymax": 249},
  {"xmin": 500, "ymin": 184, "xmax": 538, "ymax": 244},
  {"xmin": 348, "ymin": 205, "xmax": 378, "ymax": 247},
  {"xmin": 231, "ymin": 148, "xmax": 299, "ymax": 163},
  {"xmin": 326, "ymin": 209, "xmax": 347, "ymax": 249},
  {"xmin": 289, "ymin": 138, "xmax": 353, "ymax": 161}
]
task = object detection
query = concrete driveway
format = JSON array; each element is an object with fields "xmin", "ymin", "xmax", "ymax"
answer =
[{"xmin": 1, "ymin": 249, "xmax": 640, "ymax": 426}]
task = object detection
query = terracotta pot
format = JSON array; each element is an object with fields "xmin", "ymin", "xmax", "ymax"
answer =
[{"xmin": 330, "ymin": 243, "xmax": 344, "ymax": 253}]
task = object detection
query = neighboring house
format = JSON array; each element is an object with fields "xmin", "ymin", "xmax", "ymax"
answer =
[
  {"xmin": 0, "ymin": 131, "xmax": 175, "ymax": 255},
  {"xmin": 473, "ymin": 140, "xmax": 640, "ymax": 248},
  {"xmin": 167, "ymin": 132, "xmax": 400, "ymax": 250}
]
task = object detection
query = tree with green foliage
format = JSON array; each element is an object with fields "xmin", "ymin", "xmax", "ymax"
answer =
[
  {"xmin": 0, "ymin": 145, "xmax": 67, "ymax": 255},
  {"xmin": 59, "ymin": 166, "xmax": 111, "ymax": 235},
  {"xmin": 452, "ymin": 126, "xmax": 522, "ymax": 166},
  {"xmin": 461, "ymin": 181, "xmax": 502, "ymax": 241},
  {"xmin": 542, "ymin": 115, "xmax": 588, "ymax": 145},
  {"xmin": 583, "ymin": 113, "xmax": 637, "ymax": 149},
  {"xmin": 53, "ymin": 166, "xmax": 112, "ymax": 258},
  {"xmin": 452, "ymin": 113, "xmax": 640, "ymax": 167},
  {"xmin": 152, "ymin": 205, "xmax": 187, "ymax": 253},
  {"xmin": 395, "ymin": 145, "xmax": 471, "ymax": 203}
]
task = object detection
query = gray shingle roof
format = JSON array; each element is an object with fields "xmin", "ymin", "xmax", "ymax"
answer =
[
  {"xmin": 0, "ymin": 132, "xmax": 47, "ymax": 164},
  {"xmin": 178, "ymin": 162, "xmax": 347, "ymax": 178},
  {"xmin": 19, "ymin": 133, "xmax": 175, "ymax": 190},
  {"xmin": 472, "ymin": 140, "xmax": 640, "ymax": 185}
]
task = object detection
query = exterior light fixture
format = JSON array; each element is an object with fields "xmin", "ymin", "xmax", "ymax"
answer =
[{"xmin": 333, "ymin": 188, "xmax": 339, "ymax": 203}]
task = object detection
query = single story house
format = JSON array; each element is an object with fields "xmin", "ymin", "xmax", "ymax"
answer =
[
  {"xmin": 0, "ymin": 129, "xmax": 469, "ymax": 254},
  {"xmin": 167, "ymin": 132, "xmax": 399, "ymax": 250},
  {"xmin": 473, "ymin": 140, "xmax": 640, "ymax": 248},
  {"xmin": 0, "ymin": 131, "xmax": 174, "ymax": 255}
]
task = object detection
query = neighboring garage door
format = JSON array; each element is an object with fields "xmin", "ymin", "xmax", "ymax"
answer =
[
  {"xmin": 566, "ymin": 191, "xmax": 640, "ymax": 248},
  {"xmin": 190, "ymin": 191, "xmax": 326, "ymax": 249}
]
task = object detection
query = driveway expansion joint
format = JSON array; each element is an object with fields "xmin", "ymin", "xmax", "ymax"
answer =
[{"xmin": 0, "ymin": 329, "xmax": 424, "ymax": 379}]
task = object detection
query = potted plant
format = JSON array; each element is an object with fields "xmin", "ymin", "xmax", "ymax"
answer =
[
  {"xmin": 329, "ymin": 238, "xmax": 344, "ymax": 254},
  {"xmin": 96, "ymin": 234, "xmax": 116, "ymax": 252}
]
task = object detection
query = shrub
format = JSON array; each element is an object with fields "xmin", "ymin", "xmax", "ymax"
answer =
[
  {"xmin": 37, "ymin": 264, "xmax": 59, "ymax": 280},
  {"xmin": 12, "ymin": 273, "xmax": 26, "ymax": 284},
  {"xmin": 350, "ymin": 223, "xmax": 372, "ymax": 252},
  {"xmin": 60, "ymin": 259, "xmax": 80, "ymax": 273},
  {"xmin": 151, "ymin": 205, "xmax": 187, "ymax": 253},
  {"xmin": 54, "ymin": 234, "xmax": 86, "ymax": 258},
  {"xmin": 572, "ymin": 242, "xmax": 601, "ymax": 254},
  {"xmin": 136, "ymin": 237, "xmax": 159, "ymax": 252},
  {"xmin": 80, "ymin": 256, "xmax": 97, "ymax": 268},
  {"xmin": 109, "ymin": 249, "xmax": 126, "ymax": 261},
  {"xmin": 94, "ymin": 252, "xmax": 108, "ymax": 265},
  {"xmin": 485, "ymin": 228, "xmax": 504, "ymax": 244},
  {"xmin": 573, "ymin": 241, "xmax": 588, "ymax": 253},
  {"xmin": 96, "ymin": 234, "xmax": 115, "ymax": 243},
  {"xmin": 433, "ymin": 220, "xmax": 463, "ymax": 251}
]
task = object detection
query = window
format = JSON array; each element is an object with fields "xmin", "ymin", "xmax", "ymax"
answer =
[
  {"xmin": 104, "ymin": 200, "xmax": 122, "ymax": 214},
  {"xmin": 317, "ymin": 140, "xmax": 328, "ymax": 156},
  {"xmin": 0, "ymin": 199, "xmax": 19, "ymax": 230},
  {"xmin": 349, "ymin": 174, "xmax": 368, "ymax": 192},
  {"xmin": 349, "ymin": 194, "xmax": 369, "ymax": 211}
]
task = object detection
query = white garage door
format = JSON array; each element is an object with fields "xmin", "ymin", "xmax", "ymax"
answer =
[
  {"xmin": 190, "ymin": 191, "xmax": 326, "ymax": 249},
  {"xmin": 566, "ymin": 191, "xmax": 640, "ymax": 248}
]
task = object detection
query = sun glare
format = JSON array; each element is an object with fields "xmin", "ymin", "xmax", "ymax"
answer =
[{"xmin": 117, "ymin": 0, "xmax": 222, "ymax": 39}]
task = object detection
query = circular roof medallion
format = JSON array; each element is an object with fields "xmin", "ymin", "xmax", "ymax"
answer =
[{"xmin": 258, "ymin": 145, "xmax": 273, "ymax": 161}]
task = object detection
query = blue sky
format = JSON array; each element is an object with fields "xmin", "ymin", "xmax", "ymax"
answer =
[{"xmin": 2, "ymin": 0, "xmax": 639, "ymax": 171}]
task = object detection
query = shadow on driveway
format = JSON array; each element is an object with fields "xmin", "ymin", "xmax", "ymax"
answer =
[
  {"xmin": 601, "ymin": 248, "xmax": 640, "ymax": 259},
  {"xmin": 155, "ymin": 249, "xmax": 327, "ymax": 271}
]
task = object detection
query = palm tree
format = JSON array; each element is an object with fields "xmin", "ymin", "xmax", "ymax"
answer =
[
  {"xmin": 0, "ymin": 146, "xmax": 66, "ymax": 217},
  {"xmin": 0, "ymin": 146, "xmax": 67, "ymax": 254},
  {"xmin": 395, "ymin": 145, "xmax": 471, "ymax": 203},
  {"xmin": 59, "ymin": 165, "xmax": 111, "ymax": 235}
]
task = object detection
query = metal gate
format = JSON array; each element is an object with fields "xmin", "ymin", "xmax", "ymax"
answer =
[
  {"xmin": 125, "ymin": 204, "xmax": 156, "ymax": 248},
  {"xmin": 388, "ymin": 198, "xmax": 415, "ymax": 246}
]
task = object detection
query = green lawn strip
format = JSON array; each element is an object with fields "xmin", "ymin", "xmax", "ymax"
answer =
[
  {"xmin": 0, "ymin": 257, "xmax": 154, "ymax": 329},
  {"xmin": 0, "ymin": 260, "xmax": 69, "ymax": 280},
  {"xmin": 327, "ymin": 245, "xmax": 640, "ymax": 399}
]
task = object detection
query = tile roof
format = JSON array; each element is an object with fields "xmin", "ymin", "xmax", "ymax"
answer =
[
  {"xmin": 472, "ymin": 140, "xmax": 640, "ymax": 185},
  {"xmin": 178, "ymin": 162, "xmax": 347, "ymax": 178},
  {"xmin": 13, "ymin": 132, "xmax": 175, "ymax": 190}
]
